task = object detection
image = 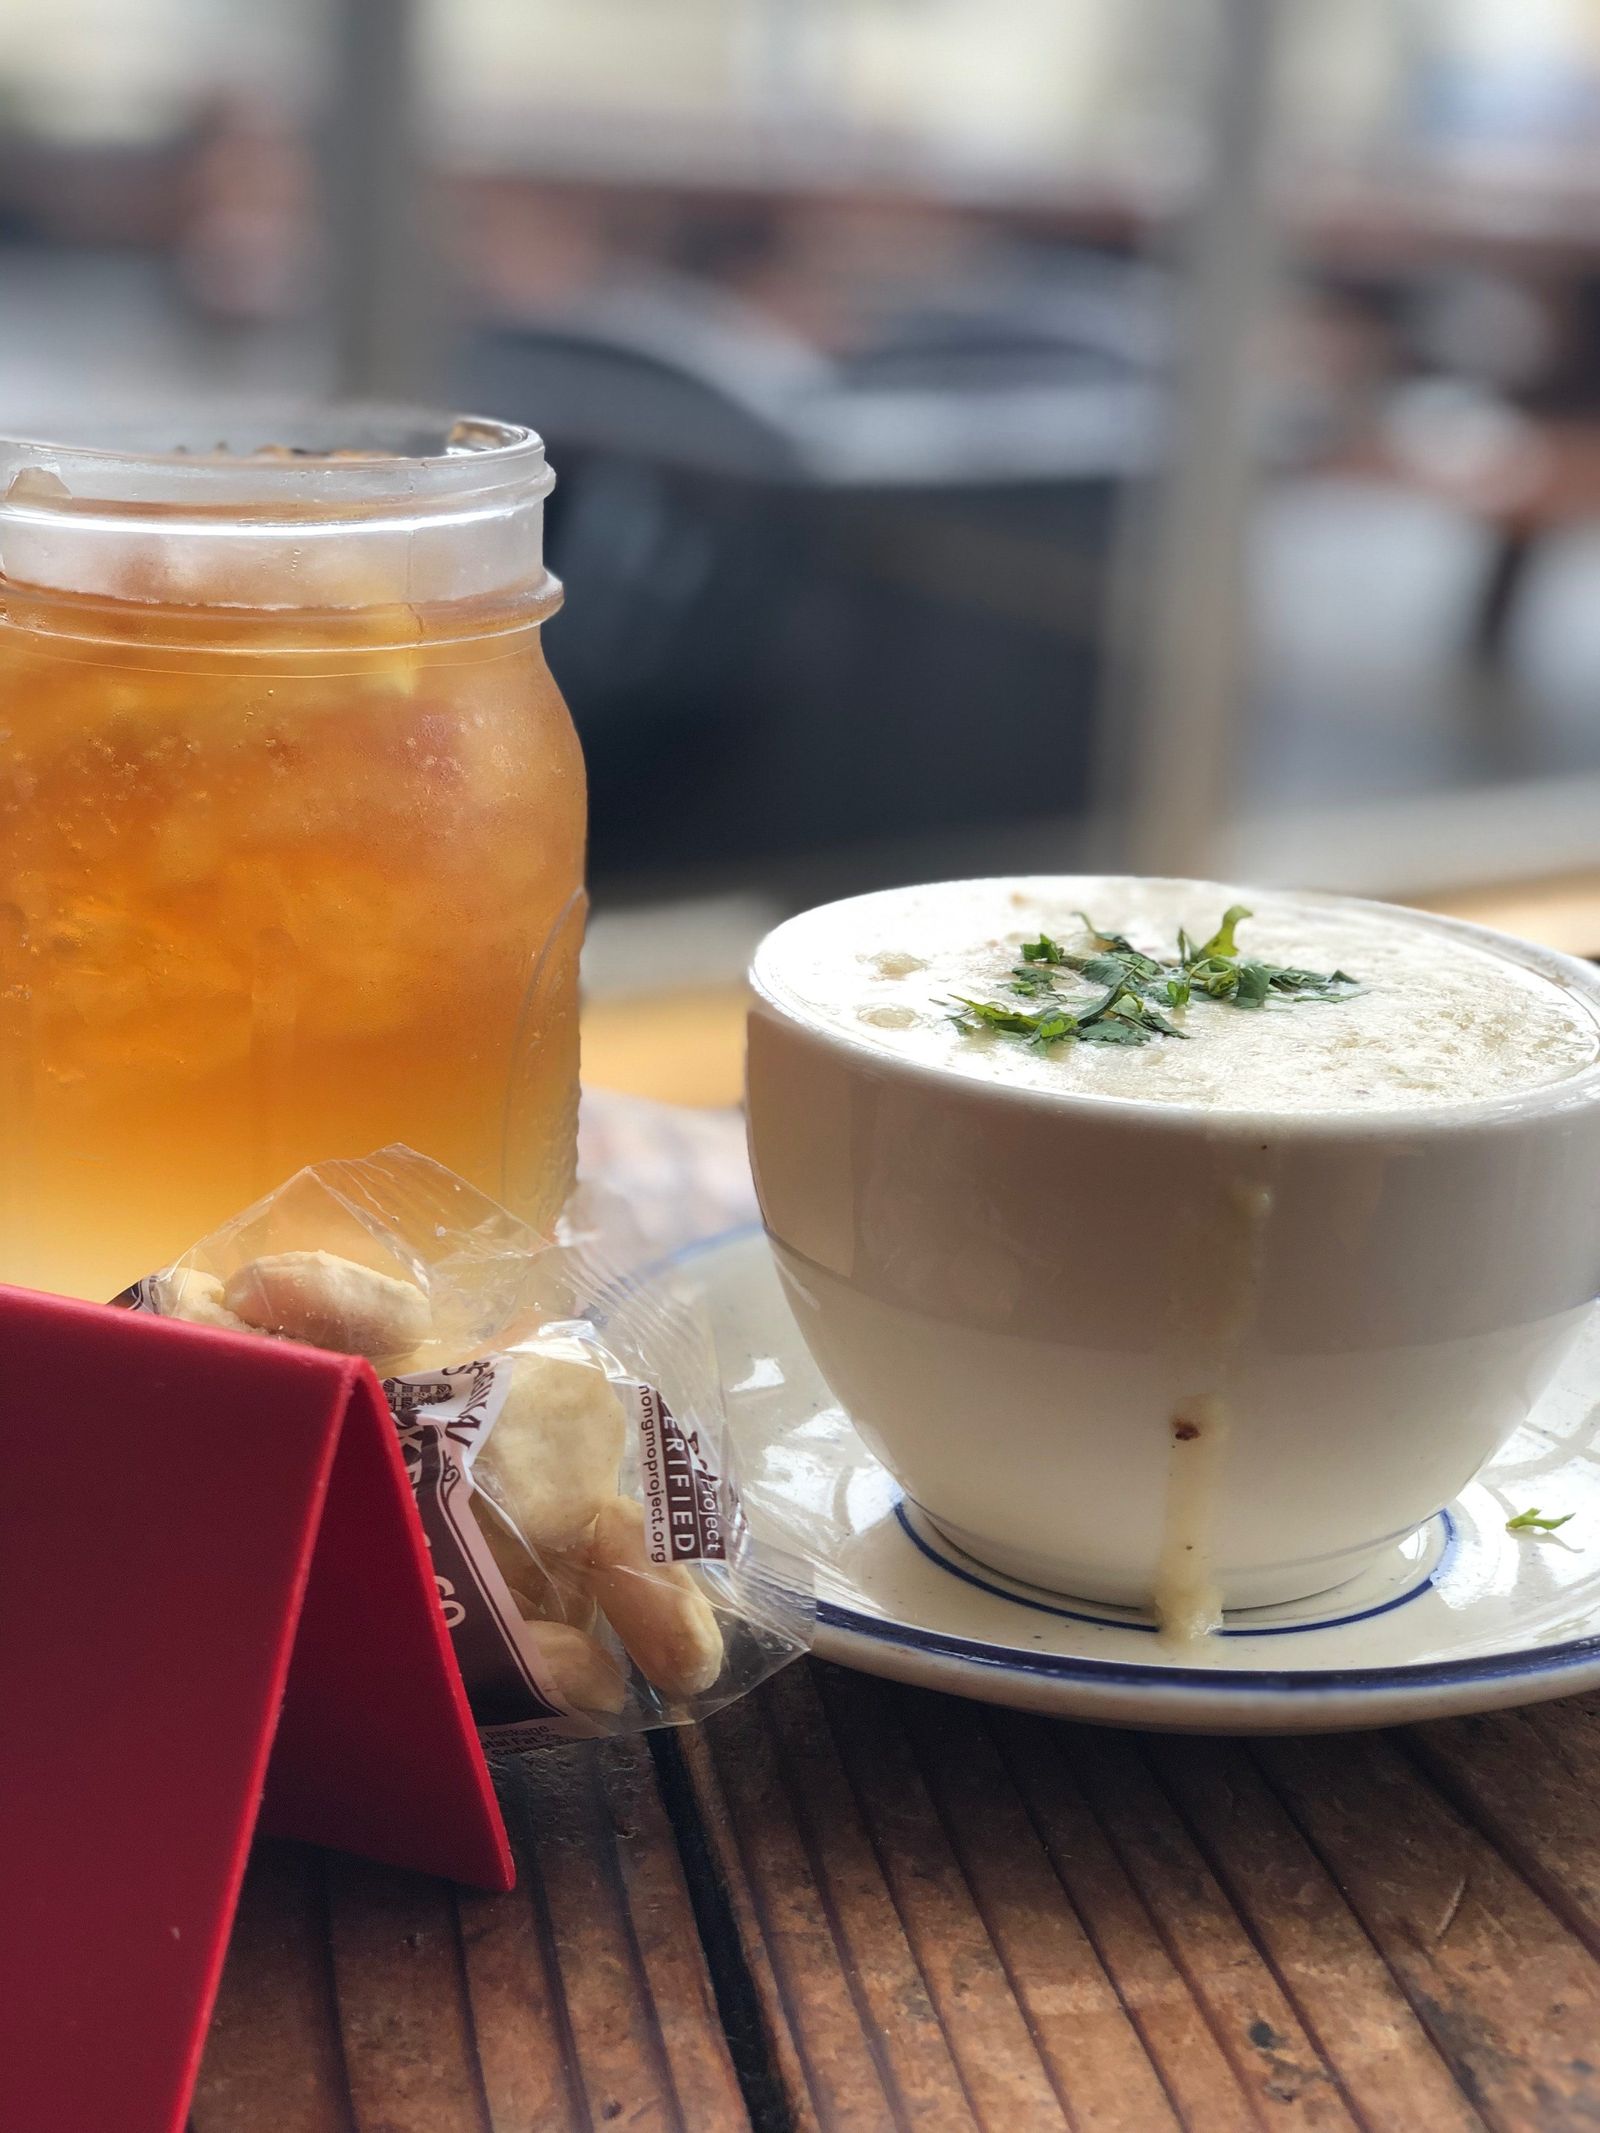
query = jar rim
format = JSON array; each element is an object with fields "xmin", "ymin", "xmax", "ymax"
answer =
[{"xmin": 0, "ymin": 403, "xmax": 552, "ymax": 509}]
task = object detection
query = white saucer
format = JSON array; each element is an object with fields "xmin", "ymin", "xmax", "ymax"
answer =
[{"xmin": 679, "ymin": 1225, "xmax": 1600, "ymax": 1732}]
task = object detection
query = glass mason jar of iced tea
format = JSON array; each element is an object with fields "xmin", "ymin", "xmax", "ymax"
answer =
[{"xmin": 0, "ymin": 409, "xmax": 586, "ymax": 1301}]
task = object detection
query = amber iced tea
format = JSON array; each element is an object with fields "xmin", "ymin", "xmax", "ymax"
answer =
[{"xmin": 0, "ymin": 416, "xmax": 586, "ymax": 1302}]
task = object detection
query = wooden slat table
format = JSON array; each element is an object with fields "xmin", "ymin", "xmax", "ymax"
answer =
[{"xmin": 189, "ymin": 1093, "xmax": 1600, "ymax": 2133}]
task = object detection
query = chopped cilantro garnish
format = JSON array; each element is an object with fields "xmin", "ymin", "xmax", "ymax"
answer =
[{"xmin": 948, "ymin": 906, "xmax": 1358, "ymax": 1055}]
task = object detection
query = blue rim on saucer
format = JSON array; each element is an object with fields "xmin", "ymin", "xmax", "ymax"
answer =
[{"xmin": 672, "ymin": 1224, "xmax": 1600, "ymax": 1732}]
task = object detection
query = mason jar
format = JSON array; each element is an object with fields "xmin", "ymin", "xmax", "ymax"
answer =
[{"xmin": 0, "ymin": 408, "xmax": 585, "ymax": 1301}]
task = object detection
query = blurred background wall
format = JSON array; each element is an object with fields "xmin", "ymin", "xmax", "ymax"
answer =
[{"xmin": 5, "ymin": 0, "xmax": 1600, "ymax": 965}]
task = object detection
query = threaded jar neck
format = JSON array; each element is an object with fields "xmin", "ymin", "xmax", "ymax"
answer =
[{"xmin": 0, "ymin": 406, "xmax": 558, "ymax": 639}]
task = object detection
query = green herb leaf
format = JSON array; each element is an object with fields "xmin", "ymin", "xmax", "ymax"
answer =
[
  {"xmin": 1263, "ymin": 964, "xmax": 1357, "ymax": 1001},
  {"xmin": 1507, "ymin": 1507, "xmax": 1574, "ymax": 1533},
  {"xmin": 948, "ymin": 906, "xmax": 1359, "ymax": 1061},
  {"xmin": 1029, "ymin": 1013, "xmax": 1072, "ymax": 1048},
  {"xmin": 950, "ymin": 996, "xmax": 1053, "ymax": 1037},
  {"xmin": 1193, "ymin": 904, "xmax": 1252, "ymax": 962}
]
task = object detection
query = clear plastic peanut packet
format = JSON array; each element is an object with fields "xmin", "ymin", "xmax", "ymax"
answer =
[{"xmin": 117, "ymin": 1146, "xmax": 810, "ymax": 1747}]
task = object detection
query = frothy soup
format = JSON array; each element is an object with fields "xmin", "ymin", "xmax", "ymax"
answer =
[{"xmin": 756, "ymin": 877, "xmax": 1600, "ymax": 1114}]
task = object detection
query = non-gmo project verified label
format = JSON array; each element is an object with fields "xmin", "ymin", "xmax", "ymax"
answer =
[{"xmin": 633, "ymin": 1381, "xmax": 726, "ymax": 1565}]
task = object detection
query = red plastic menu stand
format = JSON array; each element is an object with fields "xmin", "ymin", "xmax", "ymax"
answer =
[{"xmin": 0, "ymin": 1285, "xmax": 513, "ymax": 2133}]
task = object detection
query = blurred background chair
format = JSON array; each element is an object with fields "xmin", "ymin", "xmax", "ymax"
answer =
[{"xmin": 461, "ymin": 268, "xmax": 1158, "ymax": 889}]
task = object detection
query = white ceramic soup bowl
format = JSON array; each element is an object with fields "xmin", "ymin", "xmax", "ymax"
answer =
[{"xmin": 745, "ymin": 879, "xmax": 1600, "ymax": 1613}]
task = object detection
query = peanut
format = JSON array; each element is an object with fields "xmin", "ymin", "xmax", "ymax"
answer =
[
  {"xmin": 475, "ymin": 1341, "xmax": 626, "ymax": 1557},
  {"xmin": 224, "ymin": 1250, "xmax": 430, "ymax": 1362},
  {"xmin": 472, "ymin": 1497, "xmax": 597, "ymax": 1631},
  {"xmin": 585, "ymin": 1496, "xmax": 724, "ymax": 1701},
  {"xmin": 520, "ymin": 1618, "xmax": 627, "ymax": 1717},
  {"xmin": 159, "ymin": 1267, "xmax": 256, "ymax": 1336}
]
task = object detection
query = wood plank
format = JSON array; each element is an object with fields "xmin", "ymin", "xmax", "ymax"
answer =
[
  {"xmin": 192, "ymin": 1843, "xmax": 353, "ymax": 2133},
  {"xmin": 802, "ymin": 1666, "xmax": 1072, "ymax": 2131},
  {"xmin": 829, "ymin": 1668, "xmax": 1175, "ymax": 2133},
  {"xmin": 488, "ymin": 1738, "xmax": 749, "ymax": 2133},
  {"xmin": 1407, "ymin": 1694, "xmax": 1600, "ymax": 1961},
  {"xmin": 689, "ymin": 1662, "xmax": 1450, "ymax": 2132},
  {"xmin": 453, "ymin": 1807, "xmax": 576, "ymax": 2132},
  {"xmin": 1143, "ymin": 1734, "xmax": 1486, "ymax": 2133},
  {"xmin": 324, "ymin": 1852, "xmax": 490, "ymax": 2133},
  {"xmin": 1044, "ymin": 1726, "xmax": 1363, "ymax": 2131},
  {"xmin": 990, "ymin": 1712, "xmax": 1260, "ymax": 2133},
  {"xmin": 694, "ymin": 1666, "xmax": 969, "ymax": 2129},
  {"xmin": 196, "ymin": 1741, "xmax": 746, "ymax": 2133},
  {"xmin": 1257, "ymin": 1731, "xmax": 1600, "ymax": 2133},
  {"xmin": 883, "ymin": 1684, "xmax": 1185, "ymax": 2131},
  {"xmin": 502, "ymin": 1747, "xmax": 680, "ymax": 2133},
  {"xmin": 596, "ymin": 1740, "xmax": 751, "ymax": 2121},
  {"xmin": 674, "ymin": 1717, "xmax": 832, "ymax": 2133}
]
